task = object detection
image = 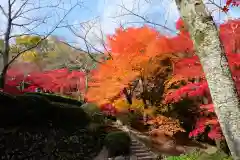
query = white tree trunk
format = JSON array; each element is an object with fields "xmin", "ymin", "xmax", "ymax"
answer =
[{"xmin": 174, "ymin": 0, "xmax": 240, "ymax": 159}]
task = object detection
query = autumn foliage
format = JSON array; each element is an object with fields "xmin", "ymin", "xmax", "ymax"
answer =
[
  {"xmin": 164, "ymin": 19, "xmax": 240, "ymax": 141},
  {"xmin": 86, "ymin": 26, "xmax": 174, "ymax": 105},
  {"xmin": 86, "ymin": 18, "xmax": 240, "ymax": 141},
  {"xmin": 223, "ymin": 0, "xmax": 240, "ymax": 12},
  {"xmin": 3, "ymin": 65, "xmax": 86, "ymax": 99},
  {"xmin": 1, "ymin": 17, "xmax": 240, "ymax": 144}
]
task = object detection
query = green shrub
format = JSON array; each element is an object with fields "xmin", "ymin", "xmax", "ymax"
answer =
[
  {"xmin": 0, "ymin": 91, "xmax": 18, "ymax": 107},
  {"xmin": 15, "ymin": 94, "xmax": 53, "ymax": 122},
  {"xmin": 82, "ymin": 103, "xmax": 105, "ymax": 124},
  {"xmin": 81, "ymin": 103, "xmax": 101, "ymax": 113},
  {"xmin": 166, "ymin": 150, "xmax": 200, "ymax": 160},
  {"xmin": 15, "ymin": 94, "xmax": 90, "ymax": 128},
  {"xmin": 117, "ymin": 110, "xmax": 148, "ymax": 132},
  {"xmin": 24, "ymin": 92, "xmax": 83, "ymax": 106},
  {"xmin": 166, "ymin": 150, "xmax": 233, "ymax": 160},
  {"xmin": 50, "ymin": 104, "xmax": 91, "ymax": 129},
  {"xmin": 87, "ymin": 123, "xmax": 108, "ymax": 147},
  {"xmin": 104, "ymin": 131, "xmax": 131, "ymax": 157},
  {"xmin": 16, "ymin": 94, "xmax": 52, "ymax": 108},
  {"xmin": 0, "ymin": 92, "xmax": 27, "ymax": 127}
]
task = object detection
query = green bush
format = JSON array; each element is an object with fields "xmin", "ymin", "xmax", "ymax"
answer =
[
  {"xmin": 0, "ymin": 91, "xmax": 18, "ymax": 107},
  {"xmin": 15, "ymin": 94, "xmax": 53, "ymax": 123},
  {"xmin": 82, "ymin": 103, "xmax": 105, "ymax": 124},
  {"xmin": 87, "ymin": 123, "xmax": 108, "ymax": 147},
  {"xmin": 0, "ymin": 92, "xmax": 27, "ymax": 127},
  {"xmin": 166, "ymin": 150, "xmax": 233, "ymax": 160},
  {"xmin": 15, "ymin": 94, "xmax": 90, "ymax": 128},
  {"xmin": 53, "ymin": 106, "xmax": 91, "ymax": 129},
  {"xmin": 24, "ymin": 92, "xmax": 83, "ymax": 106},
  {"xmin": 117, "ymin": 110, "xmax": 148, "ymax": 132},
  {"xmin": 166, "ymin": 151, "xmax": 200, "ymax": 160},
  {"xmin": 81, "ymin": 103, "xmax": 101, "ymax": 113},
  {"xmin": 104, "ymin": 131, "xmax": 131, "ymax": 158},
  {"xmin": 16, "ymin": 94, "xmax": 52, "ymax": 108}
]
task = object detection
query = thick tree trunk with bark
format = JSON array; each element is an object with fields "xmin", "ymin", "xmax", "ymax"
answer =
[{"xmin": 175, "ymin": 0, "xmax": 240, "ymax": 159}]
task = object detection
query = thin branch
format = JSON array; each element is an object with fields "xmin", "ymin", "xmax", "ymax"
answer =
[
  {"xmin": 12, "ymin": 18, "xmax": 42, "ymax": 27},
  {"xmin": 99, "ymin": 25, "xmax": 113, "ymax": 59},
  {"xmin": 10, "ymin": 0, "xmax": 18, "ymax": 6},
  {"xmin": 10, "ymin": 33, "xmax": 42, "ymax": 38},
  {"xmin": 12, "ymin": 0, "xmax": 61, "ymax": 20},
  {"xmin": 59, "ymin": 40, "xmax": 103, "ymax": 64},
  {"xmin": 0, "ymin": 5, "xmax": 8, "ymax": 17},
  {"xmin": 6, "ymin": 2, "xmax": 78, "ymax": 68},
  {"xmin": 11, "ymin": 0, "xmax": 29, "ymax": 20},
  {"xmin": 68, "ymin": 26, "xmax": 103, "ymax": 64},
  {"xmin": 115, "ymin": 4, "xmax": 177, "ymax": 34},
  {"xmin": 207, "ymin": 0, "xmax": 225, "ymax": 10}
]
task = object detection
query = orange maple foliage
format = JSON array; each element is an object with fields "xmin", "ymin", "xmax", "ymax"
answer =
[
  {"xmin": 148, "ymin": 115, "xmax": 185, "ymax": 137},
  {"xmin": 86, "ymin": 26, "xmax": 172, "ymax": 105}
]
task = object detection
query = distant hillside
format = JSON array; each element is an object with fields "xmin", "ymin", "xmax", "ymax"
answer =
[
  {"xmin": 39, "ymin": 36, "xmax": 105, "ymax": 71},
  {"xmin": 0, "ymin": 36, "xmax": 106, "ymax": 73}
]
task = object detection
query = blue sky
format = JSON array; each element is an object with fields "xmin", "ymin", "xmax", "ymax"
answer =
[
  {"xmin": 51, "ymin": 0, "xmax": 240, "ymax": 49},
  {"xmin": 0, "ymin": 0, "xmax": 239, "ymax": 50}
]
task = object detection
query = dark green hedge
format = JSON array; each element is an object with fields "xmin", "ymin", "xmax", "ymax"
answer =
[
  {"xmin": 24, "ymin": 92, "xmax": 84, "ymax": 106},
  {"xmin": 104, "ymin": 131, "xmax": 131, "ymax": 157},
  {"xmin": 0, "ymin": 91, "xmax": 90, "ymax": 128}
]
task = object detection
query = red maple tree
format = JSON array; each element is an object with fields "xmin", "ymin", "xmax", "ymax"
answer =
[{"xmin": 164, "ymin": 19, "xmax": 240, "ymax": 140}]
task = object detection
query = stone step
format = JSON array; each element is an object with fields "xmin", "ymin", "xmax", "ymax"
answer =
[
  {"xmin": 131, "ymin": 145, "xmax": 146, "ymax": 150},
  {"xmin": 135, "ymin": 152, "xmax": 154, "ymax": 157},
  {"xmin": 131, "ymin": 144, "xmax": 143, "ymax": 148},
  {"xmin": 131, "ymin": 147, "xmax": 150, "ymax": 152},
  {"xmin": 131, "ymin": 141, "xmax": 139, "ymax": 144},
  {"xmin": 130, "ymin": 140, "xmax": 156, "ymax": 159},
  {"xmin": 131, "ymin": 139, "xmax": 138, "ymax": 142},
  {"xmin": 137, "ymin": 156, "xmax": 155, "ymax": 160},
  {"xmin": 131, "ymin": 142, "xmax": 142, "ymax": 146},
  {"xmin": 132, "ymin": 149, "xmax": 151, "ymax": 154},
  {"xmin": 131, "ymin": 144, "xmax": 150, "ymax": 150},
  {"xmin": 109, "ymin": 122, "xmax": 158, "ymax": 160}
]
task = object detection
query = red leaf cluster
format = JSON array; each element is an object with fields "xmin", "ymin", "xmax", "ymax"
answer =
[
  {"xmin": 3, "ymin": 66, "xmax": 86, "ymax": 97},
  {"xmin": 165, "ymin": 19, "xmax": 240, "ymax": 140},
  {"xmin": 223, "ymin": 0, "xmax": 240, "ymax": 12}
]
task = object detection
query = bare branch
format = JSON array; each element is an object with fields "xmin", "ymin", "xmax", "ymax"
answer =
[
  {"xmin": 12, "ymin": 0, "xmax": 61, "ymax": 20},
  {"xmin": 0, "ymin": 5, "xmax": 8, "ymax": 17},
  {"xmin": 0, "ymin": 0, "xmax": 88, "ymax": 88},
  {"xmin": 12, "ymin": 17, "xmax": 43, "ymax": 27},
  {"xmin": 114, "ymin": 4, "xmax": 177, "ymax": 34},
  {"xmin": 6, "ymin": 2, "xmax": 79, "ymax": 68},
  {"xmin": 98, "ymin": 24, "xmax": 113, "ymax": 59},
  {"xmin": 68, "ymin": 26, "xmax": 103, "ymax": 64},
  {"xmin": 11, "ymin": 0, "xmax": 29, "ymax": 20},
  {"xmin": 10, "ymin": 0, "xmax": 18, "ymax": 6},
  {"xmin": 61, "ymin": 41, "xmax": 104, "ymax": 64},
  {"xmin": 207, "ymin": 0, "xmax": 225, "ymax": 11},
  {"xmin": 10, "ymin": 33, "xmax": 42, "ymax": 38}
]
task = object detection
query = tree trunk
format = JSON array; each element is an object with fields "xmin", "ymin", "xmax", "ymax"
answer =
[
  {"xmin": 0, "ymin": 2, "xmax": 12, "ymax": 89},
  {"xmin": 174, "ymin": 0, "xmax": 240, "ymax": 159}
]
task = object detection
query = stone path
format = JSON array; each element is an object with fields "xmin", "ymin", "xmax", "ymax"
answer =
[
  {"xmin": 94, "ymin": 120, "xmax": 158, "ymax": 160},
  {"xmin": 114, "ymin": 120, "xmax": 158, "ymax": 159},
  {"xmin": 130, "ymin": 138, "xmax": 157, "ymax": 160},
  {"xmin": 94, "ymin": 137, "xmax": 157, "ymax": 160}
]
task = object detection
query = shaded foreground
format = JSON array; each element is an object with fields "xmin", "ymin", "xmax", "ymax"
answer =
[
  {"xmin": 0, "ymin": 126, "xmax": 103, "ymax": 159},
  {"xmin": 0, "ymin": 92, "xmax": 105, "ymax": 160},
  {"xmin": 0, "ymin": 91, "xmax": 234, "ymax": 160}
]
